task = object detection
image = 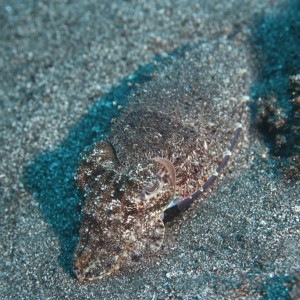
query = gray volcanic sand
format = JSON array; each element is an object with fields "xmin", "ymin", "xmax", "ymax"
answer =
[{"xmin": 0, "ymin": 0, "xmax": 299, "ymax": 299}]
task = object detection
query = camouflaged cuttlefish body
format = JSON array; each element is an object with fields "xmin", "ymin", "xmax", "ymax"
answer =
[{"xmin": 73, "ymin": 41, "xmax": 249, "ymax": 282}]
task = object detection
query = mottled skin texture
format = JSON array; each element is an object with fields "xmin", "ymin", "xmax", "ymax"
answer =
[{"xmin": 73, "ymin": 42, "xmax": 249, "ymax": 282}]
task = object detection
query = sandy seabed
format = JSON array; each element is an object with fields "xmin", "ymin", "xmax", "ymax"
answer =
[{"xmin": 0, "ymin": 0, "xmax": 299, "ymax": 299}]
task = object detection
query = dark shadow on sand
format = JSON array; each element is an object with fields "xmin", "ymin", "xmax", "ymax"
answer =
[
  {"xmin": 250, "ymin": 0, "xmax": 300, "ymax": 160},
  {"xmin": 249, "ymin": 0, "xmax": 300, "ymax": 297}
]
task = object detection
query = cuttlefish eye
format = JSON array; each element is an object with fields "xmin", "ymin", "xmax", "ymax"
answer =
[{"xmin": 73, "ymin": 141, "xmax": 176, "ymax": 281}]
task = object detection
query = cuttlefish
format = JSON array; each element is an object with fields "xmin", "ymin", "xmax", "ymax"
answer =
[{"xmin": 73, "ymin": 42, "xmax": 248, "ymax": 282}]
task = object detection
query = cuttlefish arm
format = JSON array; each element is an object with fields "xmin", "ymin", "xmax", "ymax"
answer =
[{"xmin": 162, "ymin": 121, "xmax": 243, "ymax": 222}]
